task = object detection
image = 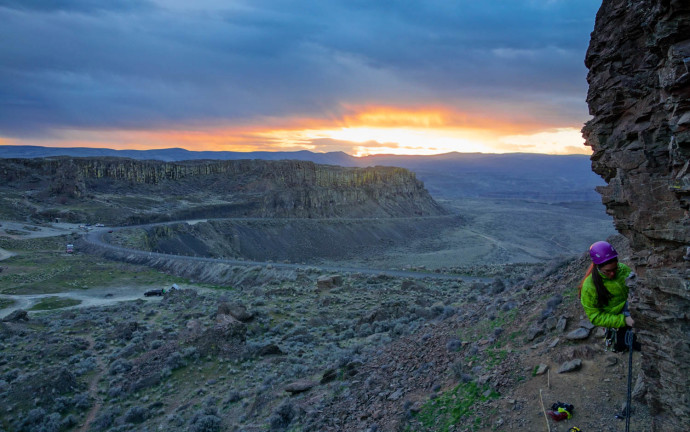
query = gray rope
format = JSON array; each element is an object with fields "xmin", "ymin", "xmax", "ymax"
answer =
[{"xmin": 625, "ymin": 329, "xmax": 634, "ymax": 432}]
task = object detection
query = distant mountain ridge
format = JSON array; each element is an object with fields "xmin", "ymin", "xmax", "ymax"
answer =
[{"xmin": 0, "ymin": 145, "xmax": 603, "ymax": 201}]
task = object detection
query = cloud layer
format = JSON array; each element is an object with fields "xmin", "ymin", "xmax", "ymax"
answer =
[{"xmin": 0, "ymin": 0, "xmax": 601, "ymax": 153}]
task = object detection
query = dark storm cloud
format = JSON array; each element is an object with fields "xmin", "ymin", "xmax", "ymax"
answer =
[{"xmin": 0, "ymin": 0, "xmax": 601, "ymax": 137}]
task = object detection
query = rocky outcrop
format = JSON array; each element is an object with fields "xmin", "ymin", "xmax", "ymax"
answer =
[
  {"xmin": 582, "ymin": 1, "xmax": 690, "ymax": 429},
  {"xmin": 0, "ymin": 157, "xmax": 445, "ymax": 223}
]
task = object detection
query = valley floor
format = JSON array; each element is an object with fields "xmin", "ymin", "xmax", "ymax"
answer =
[{"xmin": 0, "ymin": 198, "xmax": 641, "ymax": 432}]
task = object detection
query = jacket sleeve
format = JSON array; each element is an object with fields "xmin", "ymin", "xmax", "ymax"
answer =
[{"xmin": 580, "ymin": 279, "xmax": 627, "ymax": 328}]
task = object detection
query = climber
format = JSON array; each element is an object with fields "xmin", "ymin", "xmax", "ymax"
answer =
[{"xmin": 579, "ymin": 241, "xmax": 640, "ymax": 352}]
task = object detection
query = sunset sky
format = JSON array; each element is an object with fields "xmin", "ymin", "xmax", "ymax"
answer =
[{"xmin": 0, "ymin": 0, "xmax": 602, "ymax": 156}]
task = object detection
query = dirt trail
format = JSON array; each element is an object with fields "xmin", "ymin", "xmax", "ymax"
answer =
[{"xmin": 77, "ymin": 335, "xmax": 105, "ymax": 432}]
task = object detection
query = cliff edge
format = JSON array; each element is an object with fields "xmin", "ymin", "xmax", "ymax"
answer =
[
  {"xmin": 582, "ymin": 1, "xmax": 690, "ymax": 429},
  {"xmin": 0, "ymin": 157, "xmax": 446, "ymax": 224}
]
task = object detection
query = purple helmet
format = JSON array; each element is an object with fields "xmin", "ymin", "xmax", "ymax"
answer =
[{"xmin": 589, "ymin": 241, "xmax": 618, "ymax": 265}]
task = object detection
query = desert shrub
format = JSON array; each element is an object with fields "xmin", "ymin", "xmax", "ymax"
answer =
[
  {"xmin": 288, "ymin": 364, "xmax": 307, "ymax": 377},
  {"xmin": 107, "ymin": 385, "xmax": 124, "ymax": 399},
  {"xmin": 124, "ymin": 406, "xmax": 148, "ymax": 424},
  {"xmin": 61, "ymin": 414, "xmax": 78, "ymax": 429},
  {"xmin": 74, "ymin": 357, "xmax": 97, "ymax": 375},
  {"xmin": 446, "ymin": 338, "xmax": 462, "ymax": 352},
  {"xmin": 166, "ymin": 351, "xmax": 185, "ymax": 370},
  {"xmin": 116, "ymin": 342, "xmax": 141, "ymax": 358},
  {"xmin": 150, "ymin": 339, "xmax": 164, "ymax": 349},
  {"xmin": 491, "ymin": 278, "xmax": 506, "ymax": 294},
  {"xmin": 91, "ymin": 407, "xmax": 121, "ymax": 431},
  {"xmin": 269, "ymin": 401, "xmax": 295, "ymax": 431},
  {"xmin": 109, "ymin": 358, "xmax": 133, "ymax": 375},
  {"xmin": 373, "ymin": 322, "xmax": 390, "ymax": 333},
  {"xmin": 190, "ymin": 415, "xmax": 222, "ymax": 432},
  {"xmin": 189, "ymin": 409, "xmax": 222, "ymax": 432},
  {"xmin": 183, "ymin": 346, "xmax": 200, "ymax": 360},
  {"xmin": 227, "ymin": 390, "xmax": 242, "ymax": 403},
  {"xmin": 501, "ymin": 301, "xmax": 517, "ymax": 312},
  {"xmin": 73, "ymin": 392, "xmax": 92, "ymax": 410},
  {"xmin": 411, "ymin": 306, "xmax": 433, "ymax": 320},
  {"xmin": 160, "ymin": 366, "xmax": 172, "ymax": 379},
  {"xmin": 166, "ymin": 414, "xmax": 185, "ymax": 427},
  {"xmin": 430, "ymin": 302, "xmax": 446, "ymax": 317},
  {"xmin": 4, "ymin": 368, "xmax": 20, "ymax": 382},
  {"xmin": 53, "ymin": 396, "xmax": 73, "ymax": 413},
  {"xmin": 450, "ymin": 360, "xmax": 464, "ymax": 379},
  {"xmin": 93, "ymin": 340, "xmax": 108, "ymax": 351},
  {"xmin": 391, "ymin": 322, "xmax": 407, "ymax": 337},
  {"xmin": 461, "ymin": 373, "xmax": 474, "ymax": 383},
  {"xmin": 357, "ymin": 323, "xmax": 372, "ymax": 337},
  {"xmin": 15, "ymin": 407, "xmax": 45, "ymax": 431},
  {"xmin": 14, "ymin": 409, "xmax": 62, "ymax": 432},
  {"xmin": 546, "ymin": 294, "xmax": 563, "ymax": 309},
  {"xmin": 203, "ymin": 396, "xmax": 219, "ymax": 408},
  {"xmin": 441, "ymin": 306, "xmax": 456, "ymax": 319}
]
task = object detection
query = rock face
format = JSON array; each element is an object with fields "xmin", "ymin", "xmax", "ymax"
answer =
[
  {"xmin": 0, "ymin": 157, "xmax": 445, "ymax": 223},
  {"xmin": 582, "ymin": 1, "xmax": 690, "ymax": 429}
]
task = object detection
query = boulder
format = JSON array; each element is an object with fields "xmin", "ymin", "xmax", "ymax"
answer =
[
  {"xmin": 632, "ymin": 373, "xmax": 646, "ymax": 401},
  {"xmin": 556, "ymin": 316, "xmax": 567, "ymax": 332},
  {"xmin": 320, "ymin": 368, "xmax": 338, "ymax": 384},
  {"xmin": 578, "ymin": 319, "xmax": 595, "ymax": 330},
  {"xmin": 401, "ymin": 280, "xmax": 426, "ymax": 290},
  {"xmin": 526, "ymin": 324, "xmax": 545, "ymax": 341},
  {"xmin": 317, "ymin": 275, "xmax": 343, "ymax": 290},
  {"xmin": 565, "ymin": 327, "xmax": 590, "ymax": 340},
  {"xmin": 545, "ymin": 316, "xmax": 558, "ymax": 331},
  {"xmin": 285, "ymin": 379, "xmax": 317, "ymax": 394},
  {"xmin": 257, "ymin": 344, "xmax": 284, "ymax": 356},
  {"xmin": 2, "ymin": 309, "xmax": 28, "ymax": 322},
  {"xmin": 557, "ymin": 359, "xmax": 582, "ymax": 374},
  {"xmin": 219, "ymin": 302, "xmax": 253, "ymax": 322},
  {"xmin": 534, "ymin": 364, "xmax": 549, "ymax": 376}
]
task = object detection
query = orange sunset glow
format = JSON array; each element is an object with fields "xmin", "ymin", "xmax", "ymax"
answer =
[{"xmin": 10, "ymin": 106, "xmax": 591, "ymax": 156}]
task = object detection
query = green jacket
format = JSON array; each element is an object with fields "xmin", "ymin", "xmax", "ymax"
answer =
[{"xmin": 580, "ymin": 263, "xmax": 632, "ymax": 328}]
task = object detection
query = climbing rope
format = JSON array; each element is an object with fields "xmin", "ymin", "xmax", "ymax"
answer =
[{"xmin": 625, "ymin": 329, "xmax": 634, "ymax": 432}]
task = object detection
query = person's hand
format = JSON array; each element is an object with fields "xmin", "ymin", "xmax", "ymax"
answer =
[{"xmin": 625, "ymin": 316, "xmax": 635, "ymax": 327}]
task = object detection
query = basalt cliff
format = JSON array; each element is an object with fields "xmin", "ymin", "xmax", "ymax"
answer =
[
  {"xmin": 582, "ymin": 1, "xmax": 689, "ymax": 429},
  {"xmin": 0, "ymin": 157, "xmax": 445, "ymax": 224}
]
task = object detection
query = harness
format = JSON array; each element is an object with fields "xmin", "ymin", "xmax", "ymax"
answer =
[{"xmin": 604, "ymin": 327, "xmax": 618, "ymax": 351}]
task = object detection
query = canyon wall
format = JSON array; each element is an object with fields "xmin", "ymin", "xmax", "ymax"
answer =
[
  {"xmin": 0, "ymin": 157, "xmax": 445, "ymax": 223},
  {"xmin": 582, "ymin": 1, "xmax": 689, "ymax": 429}
]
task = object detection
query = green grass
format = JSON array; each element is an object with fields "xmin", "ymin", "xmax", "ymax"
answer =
[
  {"xmin": 29, "ymin": 296, "xmax": 82, "ymax": 310},
  {"xmin": 485, "ymin": 348, "xmax": 508, "ymax": 367},
  {"xmin": 0, "ymin": 297, "xmax": 15, "ymax": 309},
  {"xmin": 0, "ymin": 238, "xmax": 190, "ymax": 294},
  {"xmin": 408, "ymin": 382, "xmax": 500, "ymax": 432},
  {"xmin": 561, "ymin": 284, "xmax": 579, "ymax": 302}
]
